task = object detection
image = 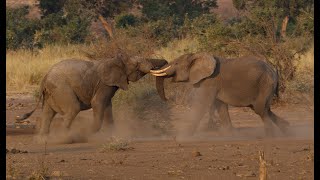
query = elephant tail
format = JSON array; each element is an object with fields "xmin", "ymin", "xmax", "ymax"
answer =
[{"xmin": 15, "ymin": 77, "xmax": 46, "ymax": 122}]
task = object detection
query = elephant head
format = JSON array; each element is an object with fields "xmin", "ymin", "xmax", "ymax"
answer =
[
  {"xmin": 149, "ymin": 52, "xmax": 217, "ymax": 100},
  {"xmin": 97, "ymin": 53, "xmax": 168, "ymax": 100}
]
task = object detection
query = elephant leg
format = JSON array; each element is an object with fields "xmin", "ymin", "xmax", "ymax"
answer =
[
  {"xmin": 253, "ymin": 100, "xmax": 275, "ymax": 137},
  {"xmin": 102, "ymin": 103, "xmax": 114, "ymax": 133},
  {"xmin": 91, "ymin": 87, "xmax": 118, "ymax": 134},
  {"xmin": 182, "ymin": 83, "xmax": 217, "ymax": 136},
  {"xmin": 207, "ymin": 101, "xmax": 219, "ymax": 130},
  {"xmin": 268, "ymin": 109, "xmax": 290, "ymax": 134},
  {"xmin": 53, "ymin": 88, "xmax": 81, "ymax": 132},
  {"xmin": 91, "ymin": 102, "xmax": 106, "ymax": 134},
  {"xmin": 91, "ymin": 93, "xmax": 108, "ymax": 133},
  {"xmin": 252, "ymin": 80, "xmax": 278, "ymax": 136},
  {"xmin": 61, "ymin": 107, "xmax": 80, "ymax": 131},
  {"xmin": 38, "ymin": 103, "xmax": 56, "ymax": 135},
  {"xmin": 215, "ymin": 99, "xmax": 233, "ymax": 131},
  {"xmin": 61, "ymin": 108, "xmax": 80, "ymax": 131}
]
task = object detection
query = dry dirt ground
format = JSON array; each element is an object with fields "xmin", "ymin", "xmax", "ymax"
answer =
[{"xmin": 6, "ymin": 94, "xmax": 314, "ymax": 179}]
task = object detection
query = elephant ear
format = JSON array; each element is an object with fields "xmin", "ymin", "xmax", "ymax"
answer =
[
  {"xmin": 189, "ymin": 53, "xmax": 217, "ymax": 84},
  {"xmin": 98, "ymin": 60, "xmax": 129, "ymax": 90}
]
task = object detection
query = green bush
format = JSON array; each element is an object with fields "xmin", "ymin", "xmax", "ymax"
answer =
[
  {"xmin": 6, "ymin": 6, "xmax": 40, "ymax": 50},
  {"xmin": 38, "ymin": 0, "xmax": 66, "ymax": 17},
  {"xmin": 115, "ymin": 13, "xmax": 139, "ymax": 28},
  {"xmin": 6, "ymin": 1, "xmax": 91, "ymax": 50},
  {"xmin": 138, "ymin": 0, "xmax": 217, "ymax": 22},
  {"xmin": 143, "ymin": 18, "xmax": 180, "ymax": 46}
]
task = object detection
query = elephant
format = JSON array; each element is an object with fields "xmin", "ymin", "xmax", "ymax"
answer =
[
  {"xmin": 150, "ymin": 52, "xmax": 290, "ymax": 136},
  {"xmin": 16, "ymin": 53, "xmax": 168, "ymax": 138}
]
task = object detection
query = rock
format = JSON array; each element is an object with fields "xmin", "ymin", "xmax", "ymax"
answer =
[
  {"xmin": 237, "ymin": 163, "xmax": 244, "ymax": 166},
  {"xmin": 236, "ymin": 172, "xmax": 256, "ymax": 177},
  {"xmin": 7, "ymin": 148, "xmax": 27, "ymax": 154},
  {"xmin": 11, "ymin": 148, "xmax": 20, "ymax": 154},
  {"xmin": 192, "ymin": 151, "xmax": 202, "ymax": 157},
  {"xmin": 218, "ymin": 166, "xmax": 230, "ymax": 170}
]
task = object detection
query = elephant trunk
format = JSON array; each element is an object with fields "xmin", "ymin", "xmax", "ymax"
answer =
[
  {"xmin": 150, "ymin": 63, "xmax": 176, "ymax": 101},
  {"xmin": 156, "ymin": 76, "xmax": 167, "ymax": 101},
  {"xmin": 146, "ymin": 59, "xmax": 172, "ymax": 101}
]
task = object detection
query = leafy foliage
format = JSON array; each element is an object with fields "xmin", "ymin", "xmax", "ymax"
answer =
[
  {"xmin": 138, "ymin": 0, "xmax": 218, "ymax": 22},
  {"xmin": 115, "ymin": 13, "xmax": 138, "ymax": 28},
  {"xmin": 6, "ymin": 6, "xmax": 40, "ymax": 50},
  {"xmin": 38, "ymin": 0, "xmax": 66, "ymax": 16},
  {"xmin": 80, "ymin": 0, "xmax": 134, "ymax": 18},
  {"xmin": 6, "ymin": 0, "xmax": 314, "ymax": 97}
]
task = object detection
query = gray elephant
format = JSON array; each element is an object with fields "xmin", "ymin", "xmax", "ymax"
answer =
[
  {"xmin": 17, "ymin": 53, "xmax": 168, "ymax": 137},
  {"xmin": 150, "ymin": 52, "xmax": 289, "ymax": 136}
]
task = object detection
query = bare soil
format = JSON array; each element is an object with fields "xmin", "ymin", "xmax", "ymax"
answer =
[{"xmin": 6, "ymin": 94, "xmax": 314, "ymax": 179}]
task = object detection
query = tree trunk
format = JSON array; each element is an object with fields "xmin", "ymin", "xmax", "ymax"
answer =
[
  {"xmin": 98, "ymin": 14, "xmax": 114, "ymax": 39},
  {"xmin": 281, "ymin": 16, "xmax": 289, "ymax": 39}
]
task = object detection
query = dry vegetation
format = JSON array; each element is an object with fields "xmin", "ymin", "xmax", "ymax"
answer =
[
  {"xmin": 6, "ymin": 44, "xmax": 88, "ymax": 93},
  {"xmin": 6, "ymin": 38, "xmax": 314, "ymax": 104},
  {"xmin": 101, "ymin": 137, "xmax": 133, "ymax": 152}
]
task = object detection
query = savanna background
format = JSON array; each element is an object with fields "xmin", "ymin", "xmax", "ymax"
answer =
[{"xmin": 6, "ymin": 0, "xmax": 314, "ymax": 179}]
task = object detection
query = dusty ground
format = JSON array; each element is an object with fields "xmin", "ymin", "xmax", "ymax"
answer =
[{"xmin": 6, "ymin": 93, "xmax": 314, "ymax": 179}]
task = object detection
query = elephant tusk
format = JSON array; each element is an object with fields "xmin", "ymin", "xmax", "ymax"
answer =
[
  {"xmin": 151, "ymin": 72, "xmax": 167, "ymax": 76},
  {"xmin": 149, "ymin": 65, "xmax": 171, "ymax": 73}
]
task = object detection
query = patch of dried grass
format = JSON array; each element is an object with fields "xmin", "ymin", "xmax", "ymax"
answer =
[{"xmin": 82, "ymin": 30, "xmax": 157, "ymax": 61}]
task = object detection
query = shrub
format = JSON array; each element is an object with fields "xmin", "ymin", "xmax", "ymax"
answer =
[
  {"xmin": 82, "ymin": 29, "xmax": 157, "ymax": 60},
  {"xmin": 38, "ymin": 0, "xmax": 66, "ymax": 17},
  {"xmin": 36, "ymin": 1, "xmax": 91, "ymax": 46},
  {"xmin": 6, "ymin": 6, "xmax": 40, "ymax": 50},
  {"xmin": 115, "ymin": 13, "xmax": 139, "ymax": 28},
  {"xmin": 101, "ymin": 138, "xmax": 133, "ymax": 152},
  {"xmin": 143, "ymin": 18, "xmax": 180, "ymax": 46}
]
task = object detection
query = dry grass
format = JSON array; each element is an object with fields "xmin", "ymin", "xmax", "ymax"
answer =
[
  {"xmin": 286, "ymin": 46, "xmax": 314, "ymax": 95},
  {"xmin": 101, "ymin": 137, "xmax": 133, "ymax": 152},
  {"xmin": 6, "ymin": 38, "xmax": 314, "ymax": 104},
  {"xmin": 84, "ymin": 31, "xmax": 157, "ymax": 61},
  {"xmin": 6, "ymin": 158, "xmax": 19, "ymax": 180},
  {"xmin": 6, "ymin": 44, "xmax": 90, "ymax": 93}
]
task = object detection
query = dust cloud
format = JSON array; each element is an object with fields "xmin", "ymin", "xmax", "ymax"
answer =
[{"xmin": 33, "ymin": 82, "xmax": 313, "ymax": 144}]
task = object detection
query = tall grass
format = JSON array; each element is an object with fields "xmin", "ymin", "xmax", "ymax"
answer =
[
  {"xmin": 6, "ymin": 44, "xmax": 89, "ymax": 93},
  {"xmin": 287, "ymin": 46, "xmax": 314, "ymax": 94},
  {"xmin": 6, "ymin": 39, "xmax": 314, "ymax": 98}
]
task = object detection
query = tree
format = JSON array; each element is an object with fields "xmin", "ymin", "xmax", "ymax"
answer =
[
  {"xmin": 231, "ymin": 0, "xmax": 314, "ymax": 40},
  {"xmin": 37, "ymin": 0, "xmax": 134, "ymax": 39},
  {"xmin": 6, "ymin": 6, "xmax": 40, "ymax": 50},
  {"xmin": 80, "ymin": 0, "xmax": 134, "ymax": 38},
  {"xmin": 81, "ymin": 0, "xmax": 134, "ymax": 18},
  {"xmin": 229, "ymin": 0, "xmax": 314, "ymax": 93},
  {"xmin": 38, "ymin": 0, "xmax": 66, "ymax": 17},
  {"xmin": 138, "ymin": 0, "xmax": 218, "ymax": 22}
]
